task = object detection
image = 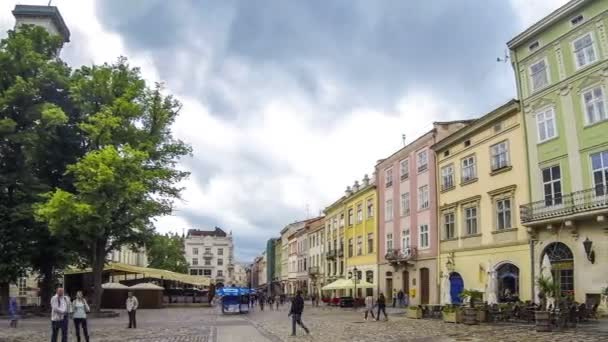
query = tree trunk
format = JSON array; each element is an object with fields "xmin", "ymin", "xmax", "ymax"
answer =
[
  {"xmin": 0, "ymin": 282, "xmax": 9, "ymax": 315},
  {"xmin": 92, "ymin": 240, "xmax": 106, "ymax": 313},
  {"xmin": 39, "ymin": 265, "xmax": 55, "ymax": 312}
]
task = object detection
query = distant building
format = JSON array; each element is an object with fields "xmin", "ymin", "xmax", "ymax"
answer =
[
  {"xmin": 232, "ymin": 263, "xmax": 248, "ymax": 287},
  {"xmin": 12, "ymin": 4, "xmax": 70, "ymax": 52},
  {"xmin": 108, "ymin": 245, "xmax": 148, "ymax": 267},
  {"xmin": 184, "ymin": 227, "xmax": 235, "ymax": 286}
]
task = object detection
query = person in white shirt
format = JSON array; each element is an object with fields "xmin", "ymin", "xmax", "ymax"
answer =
[
  {"xmin": 72, "ymin": 291, "xmax": 91, "ymax": 342},
  {"xmin": 126, "ymin": 291, "xmax": 139, "ymax": 328},
  {"xmin": 50, "ymin": 287, "xmax": 70, "ymax": 342},
  {"xmin": 364, "ymin": 295, "xmax": 375, "ymax": 321}
]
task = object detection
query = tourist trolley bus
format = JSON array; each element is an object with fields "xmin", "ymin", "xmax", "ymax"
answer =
[{"xmin": 216, "ymin": 287, "xmax": 251, "ymax": 314}]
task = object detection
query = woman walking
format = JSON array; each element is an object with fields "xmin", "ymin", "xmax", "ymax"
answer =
[
  {"xmin": 72, "ymin": 291, "xmax": 90, "ymax": 342},
  {"xmin": 8, "ymin": 297, "xmax": 19, "ymax": 328}
]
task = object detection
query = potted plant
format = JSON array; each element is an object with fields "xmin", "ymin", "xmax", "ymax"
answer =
[
  {"xmin": 535, "ymin": 276, "xmax": 559, "ymax": 332},
  {"xmin": 442, "ymin": 304, "xmax": 462, "ymax": 323},
  {"xmin": 407, "ymin": 305, "xmax": 422, "ymax": 319},
  {"xmin": 459, "ymin": 289, "xmax": 482, "ymax": 325}
]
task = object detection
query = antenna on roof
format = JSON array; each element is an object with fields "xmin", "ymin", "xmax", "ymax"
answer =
[
  {"xmin": 48, "ymin": 0, "xmax": 53, "ymax": 6},
  {"xmin": 305, "ymin": 204, "xmax": 310, "ymax": 219},
  {"xmin": 497, "ymin": 50, "xmax": 510, "ymax": 63},
  {"xmin": 402, "ymin": 134, "xmax": 406, "ymax": 146}
]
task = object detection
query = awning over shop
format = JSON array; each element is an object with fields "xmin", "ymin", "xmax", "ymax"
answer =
[
  {"xmin": 322, "ymin": 278, "xmax": 374, "ymax": 290},
  {"xmin": 65, "ymin": 262, "xmax": 211, "ymax": 287}
]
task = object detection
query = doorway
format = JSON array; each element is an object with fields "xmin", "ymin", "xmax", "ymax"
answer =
[
  {"xmin": 449, "ymin": 272, "xmax": 464, "ymax": 304},
  {"xmin": 420, "ymin": 268, "xmax": 430, "ymax": 304},
  {"xmin": 402, "ymin": 271, "xmax": 410, "ymax": 294}
]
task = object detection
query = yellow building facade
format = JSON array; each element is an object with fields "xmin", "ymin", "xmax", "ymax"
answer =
[{"xmin": 434, "ymin": 100, "xmax": 532, "ymax": 304}]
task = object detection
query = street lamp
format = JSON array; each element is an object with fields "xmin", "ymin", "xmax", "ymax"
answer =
[{"xmin": 353, "ymin": 266, "xmax": 359, "ymax": 300}]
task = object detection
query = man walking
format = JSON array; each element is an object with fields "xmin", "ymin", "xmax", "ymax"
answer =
[
  {"xmin": 51, "ymin": 287, "xmax": 70, "ymax": 342},
  {"xmin": 376, "ymin": 293, "xmax": 388, "ymax": 321},
  {"xmin": 364, "ymin": 294, "xmax": 375, "ymax": 321},
  {"xmin": 126, "ymin": 291, "xmax": 139, "ymax": 328},
  {"xmin": 288, "ymin": 291, "xmax": 310, "ymax": 336}
]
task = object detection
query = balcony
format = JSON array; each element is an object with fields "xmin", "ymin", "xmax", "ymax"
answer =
[
  {"xmin": 385, "ymin": 247, "xmax": 417, "ymax": 267},
  {"xmin": 308, "ymin": 266, "xmax": 319, "ymax": 276},
  {"xmin": 227, "ymin": 263, "xmax": 234, "ymax": 271},
  {"xmin": 337, "ymin": 249, "xmax": 344, "ymax": 258},
  {"xmin": 520, "ymin": 187, "xmax": 608, "ymax": 224},
  {"xmin": 326, "ymin": 250, "xmax": 336, "ymax": 260},
  {"xmin": 203, "ymin": 251, "xmax": 213, "ymax": 259}
]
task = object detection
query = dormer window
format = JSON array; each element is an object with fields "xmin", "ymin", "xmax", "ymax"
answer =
[
  {"xmin": 528, "ymin": 41, "xmax": 540, "ymax": 52},
  {"xmin": 571, "ymin": 14, "xmax": 584, "ymax": 26}
]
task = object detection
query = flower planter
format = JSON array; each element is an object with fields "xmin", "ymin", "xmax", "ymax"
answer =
[
  {"xmin": 476, "ymin": 309, "xmax": 487, "ymax": 323},
  {"xmin": 462, "ymin": 307, "xmax": 478, "ymax": 325},
  {"xmin": 407, "ymin": 306, "xmax": 422, "ymax": 319},
  {"xmin": 442, "ymin": 311, "xmax": 462, "ymax": 323},
  {"xmin": 535, "ymin": 311, "xmax": 552, "ymax": 332}
]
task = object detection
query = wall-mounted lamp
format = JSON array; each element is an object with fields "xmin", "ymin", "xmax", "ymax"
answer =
[{"xmin": 583, "ymin": 237, "xmax": 595, "ymax": 264}]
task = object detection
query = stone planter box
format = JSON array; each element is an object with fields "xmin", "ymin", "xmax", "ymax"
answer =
[
  {"xmin": 535, "ymin": 311, "xmax": 551, "ymax": 332},
  {"xmin": 407, "ymin": 306, "xmax": 422, "ymax": 319},
  {"xmin": 442, "ymin": 311, "xmax": 462, "ymax": 323}
]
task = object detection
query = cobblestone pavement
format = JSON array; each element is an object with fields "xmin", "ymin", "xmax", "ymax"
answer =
[{"xmin": 1, "ymin": 306, "xmax": 607, "ymax": 342}]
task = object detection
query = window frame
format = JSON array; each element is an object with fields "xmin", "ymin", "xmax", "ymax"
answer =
[
  {"xmin": 419, "ymin": 224, "xmax": 429, "ymax": 249},
  {"xmin": 490, "ymin": 140, "xmax": 510, "ymax": 171},
  {"xmin": 542, "ymin": 165, "xmax": 563, "ymax": 207},
  {"xmin": 385, "ymin": 168, "xmax": 393, "ymax": 188},
  {"xmin": 463, "ymin": 205, "xmax": 478, "ymax": 236},
  {"xmin": 495, "ymin": 197, "xmax": 512, "ymax": 230},
  {"xmin": 400, "ymin": 158, "xmax": 409, "ymax": 180},
  {"xmin": 441, "ymin": 163, "xmax": 455, "ymax": 190},
  {"xmin": 418, "ymin": 185, "xmax": 429, "ymax": 210},
  {"xmin": 572, "ymin": 32, "xmax": 598, "ymax": 70},
  {"xmin": 366, "ymin": 199, "xmax": 374, "ymax": 219},
  {"xmin": 417, "ymin": 150, "xmax": 428, "ymax": 173},
  {"xmin": 401, "ymin": 192, "xmax": 410, "ymax": 216},
  {"xmin": 582, "ymin": 85, "xmax": 607, "ymax": 126},
  {"xmin": 402, "ymin": 228, "xmax": 410, "ymax": 250},
  {"xmin": 385, "ymin": 199, "xmax": 393, "ymax": 222},
  {"xmin": 367, "ymin": 233, "xmax": 374, "ymax": 253},
  {"xmin": 529, "ymin": 57, "xmax": 550, "ymax": 93},
  {"xmin": 386, "ymin": 233, "xmax": 393, "ymax": 251},
  {"xmin": 443, "ymin": 211, "xmax": 455, "ymax": 240},
  {"xmin": 357, "ymin": 203, "xmax": 363, "ymax": 223},
  {"xmin": 536, "ymin": 106, "xmax": 558, "ymax": 143},
  {"xmin": 461, "ymin": 154, "xmax": 477, "ymax": 183},
  {"xmin": 591, "ymin": 150, "xmax": 608, "ymax": 197}
]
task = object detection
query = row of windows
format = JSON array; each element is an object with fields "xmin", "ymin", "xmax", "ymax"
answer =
[
  {"xmin": 442, "ymin": 197, "xmax": 512, "ymax": 240},
  {"xmin": 440, "ymin": 141, "xmax": 510, "ymax": 190},
  {"xmin": 385, "ymin": 150, "xmax": 428, "ymax": 187},
  {"xmin": 386, "ymin": 224, "xmax": 429, "ymax": 251},
  {"xmin": 529, "ymin": 32, "xmax": 599, "ymax": 94},
  {"xmin": 327, "ymin": 198, "xmax": 374, "ymax": 230},
  {"xmin": 384, "ymin": 185, "xmax": 429, "ymax": 221},
  {"xmin": 191, "ymin": 247, "xmax": 224, "ymax": 255},
  {"xmin": 535, "ymin": 86, "xmax": 607, "ymax": 145},
  {"xmin": 190, "ymin": 269, "xmax": 222, "ymax": 277},
  {"xmin": 191, "ymin": 257, "xmax": 226, "ymax": 266}
]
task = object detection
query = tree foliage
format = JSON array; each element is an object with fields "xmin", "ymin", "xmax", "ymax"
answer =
[
  {"xmin": 147, "ymin": 233, "xmax": 189, "ymax": 273},
  {"xmin": 36, "ymin": 58, "xmax": 191, "ymax": 310}
]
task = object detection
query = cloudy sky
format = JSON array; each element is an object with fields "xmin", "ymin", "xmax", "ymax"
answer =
[{"xmin": 1, "ymin": 0, "xmax": 567, "ymax": 261}]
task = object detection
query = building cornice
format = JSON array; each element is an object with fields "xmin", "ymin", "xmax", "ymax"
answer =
[{"xmin": 507, "ymin": 0, "xmax": 590, "ymax": 49}]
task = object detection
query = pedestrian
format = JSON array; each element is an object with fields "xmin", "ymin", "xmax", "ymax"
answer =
[
  {"xmin": 376, "ymin": 293, "xmax": 388, "ymax": 321},
  {"xmin": 72, "ymin": 291, "xmax": 91, "ymax": 342},
  {"xmin": 275, "ymin": 295, "xmax": 279, "ymax": 310},
  {"xmin": 259, "ymin": 294, "xmax": 265, "ymax": 311},
  {"xmin": 364, "ymin": 294, "xmax": 375, "ymax": 321},
  {"xmin": 126, "ymin": 291, "xmax": 139, "ymax": 329},
  {"xmin": 288, "ymin": 290, "xmax": 310, "ymax": 336},
  {"xmin": 8, "ymin": 297, "xmax": 19, "ymax": 328},
  {"xmin": 51, "ymin": 287, "xmax": 70, "ymax": 342},
  {"xmin": 397, "ymin": 290, "xmax": 404, "ymax": 307},
  {"xmin": 392, "ymin": 289, "xmax": 397, "ymax": 308}
]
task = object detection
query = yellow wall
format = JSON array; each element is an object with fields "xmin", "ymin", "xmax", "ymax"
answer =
[
  {"xmin": 343, "ymin": 185, "xmax": 377, "ymax": 267},
  {"xmin": 435, "ymin": 102, "xmax": 532, "ymax": 301}
]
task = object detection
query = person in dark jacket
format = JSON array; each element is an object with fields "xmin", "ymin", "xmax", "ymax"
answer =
[
  {"xmin": 376, "ymin": 293, "xmax": 388, "ymax": 321},
  {"xmin": 288, "ymin": 291, "xmax": 310, "ymax": 336}
]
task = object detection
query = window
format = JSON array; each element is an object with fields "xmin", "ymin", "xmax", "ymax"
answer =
[
  {"xmin": 464, "ymin": 140, "xmax": 471, "ymax": 148},
  {"xmin": 367, "ymin": 199, "xmax": 374, "ymax": 218},
  {"xmin": 367, "ymin": 233, "xmax": 374, "ymax": 253},
  {"xmin": 385, "ymin": 199, "xmax": 393, "ymax": 221},
  {"xmin": 530, "ymin": 59, "xmax": 549, "ymax": 92},
  {"xmin": 217, "ymin": 258, "xmax": 223, "ymax": 266},
  {"xmin": 573, "ymin": 33, "xmax": 597, "ymax": 68},
  {"xmin": 419, "ymin": 224, "xmax": 429, "ymax": 248},
  {"xmin": 494, "ymin": 122, "xmax": 503, "ymax": 132},
  {"xmin": 461, "ymin": 155, "xmax": 477, "ymax": 182},
  {"xmin": 417, "ymin": 150, "xmax": 428, "ymax": 172},
  {"xmin": 205, "ymin": 259, "xmax": 211, "ymax": 266},
  {"xmin": 218, "ymin": 248, "xmax": 223, "ymax": 256},
  {"xmin": 464, "ymin": 206, "xmax": 478, "ymax": 235},
  {"xmin": 400, "ymin": 159, "xmax": 409, "ymax": 180},
  {"xmin": 339, "ymin": 214, "xmax": 344, "ymax": 227},
  {"xmin": 402, "ymin": 229, "xmax": 410, "ymax": 249},
  {"xmin": 203, "ymin": 269, "xmax": 212, "ymax": 276},
  {"xmin": 357, "ymin": 236, "xmax": 363, "ymax": 256},
  {"xmin": 386, "ymin": 233, "xmax": 393, "ymax": 251},
  {"xmin": 348, "ymin": 238, "xmax": 353, "ymax": 257},
  {"xmin": 591, "ymin": 151, "xmax": 608, "ymax": 196},
  {"xmin": 490, "ymin": 141, "xmax": 509, "ymax": 171},
  {"xmin": 536, "ymin": 107, "xmax": 557, "ymax": 142},
  {"xmin": 348, "ymin": 208, "xmax": 354, "ymax": 226},
  {"xmin": 418, "ymin": 185, "xmax": 429, "ymax": 209},
  {"xmin": 444, "ymin": 150, "xmax": 450, "ymax": 157},
  {"xmin": 190, "ymin": 270, "xmax": 197, "ymax": 275},
  {"xmin": 571, "ymin": 14, "xmax": 584, "ymax": 26},
  {"xmin": 542, "ymin": 165, "xmax": 562, "ymax": 206},
  {"xmin": 192, "ymin": 258, "xmax": 198, "ymax": 265},
  {"xmin": 217, "ymin": 270, "xmax": 223, "ymax": 277},
  {"xmin": 401, "ymin": 192, "xmax": 410, "ymax": 216},
  {"xmin": 444, "ymin": 212, "xmax": 455, "ymax": 239},
  {"xmin": 385, "ymin": 168, "xmax": 393, "ymax": 187},
  {"xmin": 357, "ymin": 204, "xmax": 363, "ymax": 223},
  {"xmin": 441, "ymin": 164, "xmax": 454, "ymax": 190},
  {"xmin": 529, "ymin": 41, "xmax": 540, "ymax": 51},
  {"xmin": 205, "ymin": 247, "xmax": 211, "ymax": 253},
  {"xmin": 193, "ymin": 248, "xmax": 199, "ymax": 255},
  {"xmin": 496, "ymin": 198, "xmax": 512, "ymax": 230},
  {"xmin": 18, "ymin": 278, "xmax": 27, "ymax": 296},
  {"xmin": 583, "ymin": 87, "xmax": 607, "ymax": 125}
]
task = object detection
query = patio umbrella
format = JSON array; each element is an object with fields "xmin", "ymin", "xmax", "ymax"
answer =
[
  {"xmin": 441, "ymin": 272, "xmax": 451, "ymax": 305},
  {"xmin": 486, "ymin": 270, "xmax": 498, "ymax": 305}
]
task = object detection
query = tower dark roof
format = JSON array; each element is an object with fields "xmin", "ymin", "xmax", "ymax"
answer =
[
  {"xmin": 187, "ymin": 227, "xmax": 227, "ymax": 238},
  {"xmin": 13, "ymin": 5, "xmax": 70, "ymax": 43}
]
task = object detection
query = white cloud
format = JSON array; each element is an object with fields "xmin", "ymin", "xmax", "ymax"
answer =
[{"xmin": 510, "ymin": 0, "xmax": 570, "ymax": 29}]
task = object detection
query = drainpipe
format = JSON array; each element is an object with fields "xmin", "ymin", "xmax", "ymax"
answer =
[{"xmin": 530, "ymin": 238, "xmax": 537, "ymax": 303}]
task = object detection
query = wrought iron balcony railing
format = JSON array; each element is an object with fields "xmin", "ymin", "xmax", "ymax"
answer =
[
  {"xmin": 308, "ymin": 266, "xmax": 319, "ymax": 276},
  {"xmin": 326, "ymin": 250, "xmax": 336, "ymax": 260},
  {"xmin": 337, "ymin": 249, "xmax": 344, "ymax": 257},
  {"xmin": 520, "ymin": 186, "xmax": 608, "ymax": 223},
  {"xmin": 385, "ymin": 247, "xmax": 417, "ymax": 263}
]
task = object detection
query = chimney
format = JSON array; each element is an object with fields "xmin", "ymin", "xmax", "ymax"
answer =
[
  {"xmin": 353, "ymin": 180, "xmax": 360, "ymax": 192},
  {"xmin": 362, "ymin": 174, "xmax": 370, "ymax": 186},
  {"xmin": 345, "ymin": 186, "xmax": 352, "ymax": 196}
]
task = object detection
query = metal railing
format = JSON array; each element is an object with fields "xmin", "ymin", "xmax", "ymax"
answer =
[
  {"xmin": 337, "ymin": 249, "xmax": 344, "ymax": 257},
  {"xmin": 520, "ymin": 186, "xmax": 608, "ymax": 223},
  {"xmin": 326, "ymin": 250, "xmax": 336, "ymax": 259},
  {"xmin": 308, "ymin": 266, "xmax": 319, "ymax": 276},
  {"xmin": 385, "ymin": 247, "xmax": 417, "ymax": 262}
]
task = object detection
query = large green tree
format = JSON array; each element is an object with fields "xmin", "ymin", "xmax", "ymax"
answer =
[
  {"xmin": 36, "ymin": 58, "xmax": 191, "ymax": 311},
  {"xmin": 0, "ymin": 26, "xmax": 81, "ymax": 312},
  {"xmin": 147, "ymin": 233, "xmax": 189, "ymax": 273}
]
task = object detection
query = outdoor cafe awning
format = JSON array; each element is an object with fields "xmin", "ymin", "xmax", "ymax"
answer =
[
  {"xmin": 65, "ymin": 262, "xmax": 211, "ymax": 287},
  {"xmin": 322, "ymin": 278, "xmax": 374, "ymax": 290}
]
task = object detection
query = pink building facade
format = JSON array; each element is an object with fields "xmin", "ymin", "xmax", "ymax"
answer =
[{"xmin": 376, "ymin": 121, "xmax": 470, "ymax": 305}]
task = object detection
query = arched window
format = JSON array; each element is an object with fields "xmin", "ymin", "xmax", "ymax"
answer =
[
  {"xmin": 366, "ymin": 270, "xmax": 374, "ymax": 283},
  {"xmin": 496, "ymin": 263, "xmax": 519, "ymax": 302},
  {"xmin": 542, "ymin": 242, "xmax": 574, "ymax": 297}
]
